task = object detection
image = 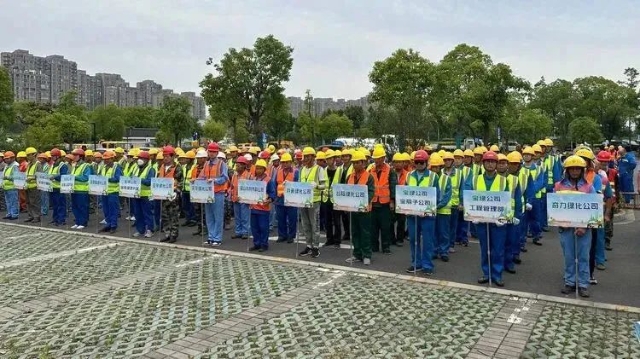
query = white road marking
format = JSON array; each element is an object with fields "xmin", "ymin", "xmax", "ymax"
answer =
[{"xmin": 0, "ymin": 243, "xmax": 121, "ymax": 269}]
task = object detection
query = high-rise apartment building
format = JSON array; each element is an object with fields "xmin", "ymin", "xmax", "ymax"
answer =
[
  {"xmin": 287, "ymin": 96, "xmax": 369, "ymax": 118},
  {"xmin": 0, "ymin": 49, "xmax": 208, "ymax": 121}
]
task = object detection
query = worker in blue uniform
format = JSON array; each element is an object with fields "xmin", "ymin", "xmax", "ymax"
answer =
[{"xmin": 617, "ymin": 145, "xmax": 636, "ymax": 203}]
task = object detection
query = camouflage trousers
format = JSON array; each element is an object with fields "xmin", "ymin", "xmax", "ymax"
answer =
[{"xmin": 161, "ymin": 197, "xmax": 180, "ymax": 239}]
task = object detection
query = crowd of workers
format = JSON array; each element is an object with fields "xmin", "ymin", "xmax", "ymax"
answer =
[{"xmin": 0, "ymin": 139, "xmax": 635, "ymax": 298}]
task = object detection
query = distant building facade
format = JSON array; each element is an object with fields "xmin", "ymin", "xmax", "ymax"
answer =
[
  {"xmin": 286, "ymin": 96, "xmax": 370, "ymax": 118},
  {"xmin": 1, "ymin": 49, "xmax": 207, "ymax": 121}
]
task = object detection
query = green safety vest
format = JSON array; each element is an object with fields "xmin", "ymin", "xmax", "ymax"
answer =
[
  {"xmin": 3, "ymin": 165, "xmax": 15, "ymax": 190},
  {"xmin": 446, "ymin": 168, "xmax": 461, "ymax": 207},
  {"xmin": 300, "ymin": 165, "xmax": 321, "ymax": 203},
  {"xmin": 523, "ymin": 165, "xmax": 542, "ymax": 199},
  {"xmin": 138, "ymin": 164, "xmax": 153, "ymax": 198},
  {"xmin": 473, "ymin": 173, "xmax": 506, "ymax": 192},
  {"xmin": 406, "ymin": 171, "xmax": 436, "ymax": 188},
  {"xmin": 329, "ymin": 164, "xmax": 353, "ymax": 203},
  {"xmin": 436, "ymin": 172, "xmax": 452, "ymax": 215},
  {"xmin": 544, "ymin": 156, "xmax": 555, "ymax": 186},
  {"xmin": 26, "ymin": 162, "xmax": 38, "ymax": 189},
  {"xmin": 48, "ymin": 162, "xmax": 64, "ymax": 189},
  {"xmin": 101, "ymin": 164, "xmax": 120, "ymax": 194},
  {"xmin": 73, "ymin": 163, "xmax": 90, "ymax": 192},
  {"xmin": 505, "ymin": 174, "xmax": 520, "ymax": 214}
]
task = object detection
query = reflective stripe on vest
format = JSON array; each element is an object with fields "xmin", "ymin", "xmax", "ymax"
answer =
[
  {"xmin": 3, "ymin": 165, "xmax": 15, "ymax": 190},
  {"xmin": 26, "ymin": 162, "xmax": 38, "ymax": 189},
  {"xmin": 370, "ymin": 164, "xmax": 391, "ymax": 204},
  {"xmin": 524, "ymin": 166, "xmax": 541, "ymax": 199},
  {"xmin": 473, "ymin": 174, "xmax": 506, "ymax": 192},
  {"xmin": 545, "ymin": 156, "xmax": 555, "ymax": 185},
  {"xmin": 276, "ymin": 167, "xmax": 295, "ymax": 197},
  {"xmin": 445, "ymin": 168, "xmax": 460, "ymax": 207},
  {"xmin": 48, "ymin": 162, "xmax": 64, "ymax": 189},
  {"xmin": 301, "ymin": 165, "xmax": 321, "ymax": 203},
  {"xmin": 231, "ymin": 170, "xmax": 251, "ymax": 202},
  {"xmin": 138, "ymin": 164, "xmax": 153, "ymax": 197},
  {"xmin": 102, "ymin": 164, "xmax": 119, "ymax": 194},
  {"xmin": 73, "ymin": 163, "xmax": 89, "ymax": 192},
  {"xmin": 437, "ymin": 173, "xmax": 451, "ymax": 215},
  {"xmin": 406, "ymin": 171, "xmax": 436, "ymax": 188},
  {"xmin": 506, "ymin": 174, "xmax": 520, "ymax": 214},
  {"xmin": 202, "ymin": 160, "xmax": 228, "ymax": 193}
]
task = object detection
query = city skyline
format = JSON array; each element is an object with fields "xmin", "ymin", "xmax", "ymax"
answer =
[{"xmin": 1, "ymin": 49, "xmax": 208, "ymax": 121}]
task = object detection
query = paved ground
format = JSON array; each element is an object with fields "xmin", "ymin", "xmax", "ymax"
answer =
[
  {"xmin": 0, "ymin": 223, "xmax": 639, "ymax": 358},
  {"xmin": 2, "ymin": 206, "xmax": 638, "ymax": 307}
]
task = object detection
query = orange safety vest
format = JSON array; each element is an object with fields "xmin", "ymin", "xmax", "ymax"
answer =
[
  {"xmin": 347, "ymin": 170, "xmax": 374, "ymax": 212},
  {"xmin": 396, "ymin": 169, "xmax": 408, "ymax": 186},
  {"xmin": 201, "ymin": 160, "xmax": 228, "ymax": 193},
  {"xmin": 250, "ymin": 173, "xmax": 271, "ymax": 212},
  {"xmin": 276, "ymin": 167, "xmax": 295, "ymax": 197},
  {"xmin": 230, "ymin": 170, "xmax": 251, "ymax": 202},
  {"xmin": 189, "ymin": 165, "xmax": 201, "ymax": 180},
  {"xmin": 369, "ymin": 163, "xmax": 391, "ymax": 204},
  {"xmin": 158, "ymin": 164, "xmax": 177, "ymax": 189},
  {"xmin": 585, "ymin": 169, "xmax": 596, "ymax": 185}
]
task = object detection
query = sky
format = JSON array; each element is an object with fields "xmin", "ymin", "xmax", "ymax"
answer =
[{"xmin": 1, "ymin": 0, "xmax": 639, "ymax": 99}]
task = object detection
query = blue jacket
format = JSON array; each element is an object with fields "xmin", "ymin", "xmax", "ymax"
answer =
[{"xmin": 407, "ymin": 169, "xmax": 452, "ymax": 210}]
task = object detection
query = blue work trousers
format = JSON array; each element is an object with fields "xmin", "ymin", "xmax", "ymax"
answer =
[
  {"xmin": 50, "ymin": 190, "xmax": 66, "ymax": 224},
  {"xmin": 251, "ymin": 211, "xmax": 270, "ymax": 249},
  {"xmin": 71, "ymin": 192, "xmax": 89, "ymax": 226},
  {"xmin": 407, "ymin": 216, "xmax": 436, "ymax": 271},
  {"xmin": 449, "ymin": 209, "xmax": 459, "ymax": 249},
  {"xmin": 102, "ymin": 194, "xmax": 120, "ymax": 229},
  {"xmin": 4, "ymin": 189, "xmax": 19, "ymax": 218},
  {"xmin": 276, "ymin": 204, "xmax": 298, "ymax": 240},
  {"xmin": 595, "ymin": 227, "xmax": 606, "ymax": 266},
  {"xmin": 527, "ymin": 198, "xmax": 542, "ymax": 239},
  {"xmin": 133, "ymin": 198, "xmax": 153, "ymax": 234},
  {"xmin": 519, "ymin": 211, "xmax": 529, "ymax": 249},
  {"xmin": 477, "ymin": 223, "xmax": 507, "ymax": 282},
  {"xmin": 233, "ymin": 202, "xmax": 250, "ymax": 236},
  {"xmin": 541, "ymin": 192, "xmax": 549, "ymax": 229},
  {"xmin": 153, "ymin": 200, "xmax": 161, "ymax": 231},
  {"xmin": 204, "ymin": 192, "xmax": 225, "ymax": 243},
  {"xmin": 456, "ymin": 211, "xmax": 469, "ymax": 244},
  {"xmin": 560, "ymin": 228, "xmax": 591, "ymax": 289},
  {"xmin": 505, "ymin": 217, "xmax": 522, "ymax": 271},
  {"xmin": 41, "ymin": 191, "xmax": 49, "ymax": 216},
  {"xmin": 182, "ymin": 192, "xmax": 196, "ymax": 222},
  {"xmin": 435, "ymin": 214, "xmax": 450, "ymax": 257}
]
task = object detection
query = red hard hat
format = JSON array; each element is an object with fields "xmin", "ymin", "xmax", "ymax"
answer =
[
  {"xmin": 162, "ymin": 145, "xmax": 175, "ymax": 155},
  {"xmin": 414, "ymin": 150, "xmax": 429, "ymax": 162},
  {"xmin": 138, "ymin": 151, "xmax": 150, "ymax": 159},
  {"xmin": 72, "ymin": 148, "xmax": 85, "ymax": 156},
  {"xmin": 259, "ymin": 151, "xmax": 270, "ymax": 159},
  {"xmin": 236, "ymin": 156, "xmax": 248, "ymax": 165},
  {"xmin": 596, "ymin": 150, "xmax": 611, "ymax": 162},
  {"xmin": 482, "ymin": 151, "xmax": 498, "ymax": 161},
  {"xmin": 50, "ymin": 148, "xmax": 61, "ymax": 157},
  {"xmin": 207, "ymin": 142, "xmax": 219, "ymax": 152}
]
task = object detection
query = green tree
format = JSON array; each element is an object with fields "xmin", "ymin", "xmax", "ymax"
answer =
[
  {"xmin": 200, "ymin": 35, "xmax": 294, "ymax": 144},
  {"xmin": 0, "ymin": 66, "xmax": 14, "ymax": 130},
  {"xmin": 202, "ymin": 119, "xmax": 227, "ymax": 141},
  {"xmin": 297, "ymin": 112, "xmax": 319, "ymax": 145},
  {"xmin": 25, "ymin": 112, "xmax": 91, "ymax": 147},
  {"xmin": 156, "ymin": 96, "xmax": 197, "ymax": 145},
  {"xmin": 343, "ymin": 105, "xmax": 365, "ymax": 130},
  {"xmin": 508, "ymin": 109, "xmax": 553, "ymax": 145},
  {"xmin": 89, "ymin": 105, "xmax": 125, "ymax": 141},
  {"xmin": 528, "ymin": 79, "xmax": 576, "ymax": 147},
  {"xmin": 262, "ymin": 94, "xmax": 294, "ymax": 141},
  {"xmin": 57, "ymin": 91, "xmax": 86, "ymax": 118},
  {"xmin": 369, "ymin": 48, "xmax": 435, "ymax": 149},
  {"xmin": 568, "ymin": 116, "xmax": 603, "ymax": 145},
  {"xmin": 318, "ymin": 113, "xmax": 353, "ymax": 142},
  {"xmin": 121, "ymin": 107, "xmax": 159, "ymax": 128},
  {"xmin": 573, "ymin": 76, "xmax": 636, "ymax": 140}
]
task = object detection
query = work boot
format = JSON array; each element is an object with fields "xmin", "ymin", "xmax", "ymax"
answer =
[
  {"xmin": 578, "ymin": 288, "xmax": 590, "ymax": 298},
  {"xmin": 561, "ymin": 285, "xmax": 575, "ymax": 294}
]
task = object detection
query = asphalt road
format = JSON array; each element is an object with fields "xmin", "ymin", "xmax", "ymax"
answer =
[{"xmin": 3, "ymin": 207, "xmax": 639, "ymax": 307}]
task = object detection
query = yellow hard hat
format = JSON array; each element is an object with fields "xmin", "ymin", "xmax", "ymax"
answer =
[
  {"xmin": 25, "ymin": 147, "xmax": 37, "ymax": 155},
  {"xmin": 316, "ymin": 151, "xmax": 327, "ymax": 160},
  {"xmin": 268, "ymin": 145, "xmax": 276, "ymax": 153},
  {"xmin": 178, "ymin": 152, "xmax": 188, "ymax": 159},
  {"xmin": 325, "ymin": 149, "xmax": 335, "ymax": 158},
  {"xmin": 522, "ymin": 146, "xmax": 535, "ymax": 155},
  {"xmin": 17, "ymin": 151, "xmax": 27, "ymax": 158},
  {"xmin": 228, "ymin": 145, "xmax": 238, "ymax": 152},
  {"xmin": 175, "ymin": 148, "xmax": 185, "ymax": 156},
  {"xmin": 148, "ymin": 148, "xmax": 159, "ymax": 155},
  {"xmin": 372, "ymin": 147, "xmax": 386, "ymax": 159},
  {"xmin": 437, "ymin": 150, "xmax": 446, "ymax": 157},
  {"xmin": 442, "ymin": 151, "xmax": 454, "ymax": 161},
  {"xmin": 360, "ymin": 147, "xmax": 371, "ymax": 157},
  {"xmin": 410, "ymin": 151, "xmax": 416, "ymax": 160},
  {"xmin": 85, "ymin": 150, "xmax": 94, "ymax": 157},
  {"xmin": 60, "ymin": 150, "xmax": 66, "ymax": 157},
  {"xmin": 342, "ymin": 148, "xmax": 352, "ymax": 156},
  {"xmin": 114, "ymin": 147, "xmax": 124, "ymax": 154},
  {"xmin": 490, "ymin": 145, "xmax": 500, "ymax": 152},
  {"xmin": 497, "ymin": 153, "xmax": 508, "ymax": 162},
  {"xmin": 575, "ymin": 148, "xmax": 595, "ymax": 160},
  {"xmin": 186, "ymin": 150, "xmax": 196, "ymax": 159},
  {"xmin": 473, "ymin": 147, "xmax": 484, "ymax": 155},
  {"xmin": 250, "ymin": 146, "xmax": 260, "ymax": 155},
  {"xmin": 464, "ymin": 149, "xmax": 474, "ymax": 157},
  {"xmin": 156, "ymin": 152, "xmax": 164, "ymax": 160},
  {"xmin": 480, "ymin": 146, "xmax": 488, "ymax": 153},
  {"xmin": 401, "ymin": 153, "xmax": 411, "ymax": 161},
  {"xmin": 531, "ymin": 144, "xmax": 542, "ymax": 153},
  {"xmin": 45, "ymin": 151, "xmax": 51, "ymax": 158},
  {"xmin": 334, "ymin": 150, "xmax": 342, "ymax": 157},
  {"xmin": 374, "ymin": 143, "xmax": 384, "ymax": 149},
  {"xmin": 392, "ymin": 153, "xmax": 402, "ymax": 162},
  {"xmin": 544, "ymin": 138, "xmax": 554, "ymax": 147},
  {"xmin": 537, "ymin": 140, "xmax": 546, "ymax": 146},
  {"xmin": 280, "ymin": 153, "xmax": 292, "ymax": 162},
  {"xmin": 453, "ymin": 149, "xmax": 464, "ymax": 157},
  {"xmin": 302, "ymin": 147, "xmax": 316, "ymax": 156},
  {"xmin": 564, "ymin": 155, "xmax": 587, "ymax": 168},
  {"xmin": 351, "ymin": 151, "xmax": 366, "ymax": 162},
  {"xmin": 429, "ymin": 153, "xmax": 444, "ymax": 167},
  {"xmin": 255, "ymin": 159, "xmax": 267, "ymax": 168},
  {"xmin": 507, "ymin": 151, "xmax": 522, "ymax": 163}
]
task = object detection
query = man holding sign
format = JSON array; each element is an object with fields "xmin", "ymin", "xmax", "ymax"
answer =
[
  {"xmin": 298, "ymin": 147, "xmax": 327, "ymax": 258},
  {"xmin": 552, "ymin": 155, "xmax": 597, "ymax": 298},
  {"xmin": 2, "ymin": 151, "xmax": 19, "ymax": 220},
  {"xmin": 70, "ymin": 149, "xmax": 92, "ymax": 230},
  {"xmin": 48, "ymin": 148, "xmax": 69, "ymax": 226},
  {"xmin": 345, "ymin": 150, "xmax": 375, "ymax": 265},
  {"xmin": 158, "ymin": 146, "xmax": 184, "ymax": 243},
  {"xmin": 98, "ymin": 151, "xmax": 122, "ymax": 234},
  {"xmin": 24, "ymin": 147, "xmax": 42, "ymax": 223},
  {"xmin": 249, "ymin": 159, "xmax": 276, "ymax": 251}
]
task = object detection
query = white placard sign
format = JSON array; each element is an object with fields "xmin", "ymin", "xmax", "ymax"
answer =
[
  {"xmin": 36, "ymin": 173, "xmax": 52, "ymax": 192},
  {"xmin": 284, "ymin": 182, "xmax": 313, "ymax": 208},
  {"xmin": 151, "ymin": 178, "xmax": 175, "ymax": 200},
  {"xmin": 237, "ymin": 179, "xmax": 266, "ymax": 205},
  {"xmin": 13, "ymin": 172, "xmax": 26, "ymax": 190},
  {"xmin": 89, "ymin": 175, "xmax": 108, "ymax": 196},
  {"xmin": 60, "ymin": 175, "xmax": 75, "ymax": 194},
  {"xmin": 463, "ymin": 190, "xmax": 512, "ymax": 224},
  {"xmin": 331, "ymin": 183, "xmax": 369, "ymax": 212},
  {"xmin": 395, "ymin": 185, "xmax": 437, "ymax": 217},
  {"xmin": 190, "ymin": 179, "xmax": 214, "ymax": 203},
  {"xmin": 119, "ymin": 177, "xmax": 141, "ymax": 198}
]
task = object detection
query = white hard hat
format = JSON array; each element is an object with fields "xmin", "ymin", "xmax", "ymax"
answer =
[
  {"xmin": 195, "ymin": 150, "xmax": 208, "ymax": 158},
  {"xmin": 244, "ymin": 154, "xmax": 252, "ymax": 161},
  {"xmin": 217, "ymin": 152, "xmax": 226, "ymax": 159},
  {"xmin": 270, "ymin": 154, "xmax": 279, "ymax": 161}
]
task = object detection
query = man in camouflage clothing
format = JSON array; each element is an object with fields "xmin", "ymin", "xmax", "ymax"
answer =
[
  {"xmin": 158, "ymin": 146, "xmax": 184, "ymax": 243},
  {"xmin": 191, "ymin": 150, "xmax": 209, "ymax": 236}
]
